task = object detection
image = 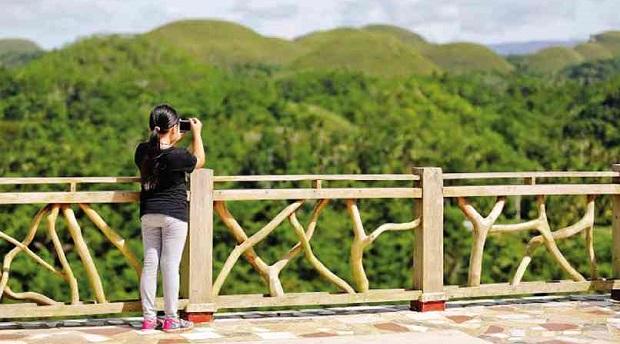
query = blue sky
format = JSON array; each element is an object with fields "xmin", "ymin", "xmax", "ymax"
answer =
[{"xmin": 2, "ymin": 0, "xmax": 620, "ymax": 49}]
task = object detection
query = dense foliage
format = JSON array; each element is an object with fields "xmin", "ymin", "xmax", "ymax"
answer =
[{"xmin": 0, "ymin": 32, "xmax": 620, "ymax": 307}]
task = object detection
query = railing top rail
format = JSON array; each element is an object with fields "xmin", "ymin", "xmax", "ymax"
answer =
[
  {"xmin": 0, "ymin": 177, "xmax": 141, "ymax": 185},
  {"xmin": 444, "ymin": 184, "xmax": 620, "ymax": 197},
  {"xmin": 443, "ymin": 171, "xmax": 618, "ymax": 180},
  {"xmin": 212, "ymin": 174, "xmax": 420, "ymax": 182},
  {"xmin": 0, "ymin": 171, "xmax": 617, "ymax": 186}
]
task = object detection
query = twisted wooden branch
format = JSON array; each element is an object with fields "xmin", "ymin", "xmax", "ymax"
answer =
[
  {"xmin": 79, "ymin": 204, "xmax": 142, "ymax": 276},
  {"xmin": 510, "ymin": 195, "xmax": 594, "ymax": 285},
  {"xmin": 0, "ymin": 205, "xmax": 52, "ymax": 303},
  {"xmin": 0, "ymin": 203, "xmax": 145, "ymax": 306},
  {"xmin": 62, "ymin": 205, "xmax": 106, "ymax": 303},
  {"xmin": 214, "ymin": 201, "xmax": 274, "ymax": 294},
  {"xmin": 346, "ymin": 199, "xmax": 420, "ymax": 292},
  {"xmin": 214, "ymin": 199, "xmax": 331, "ymax": 296},
  {"xmin": 212, "ymin": 201, "xmax": 305, "ymax": 296},
  {"xmin": 288, "ymin": 212, "xmax": 355, "ymax": 293},
  {"xmin": 4, "ymin": 285, "xmax": 59, "ymax": 305},
  {"xmin": 458, "ymin": 195, "xmax": 596, "ymax": 287},
  {"xmin": 46, "ymin": 205, "xmax": 80, "ymax": 304},
  {"xmin": 457, "ymin": 196, "xmax": 506, "ymax": 286}
]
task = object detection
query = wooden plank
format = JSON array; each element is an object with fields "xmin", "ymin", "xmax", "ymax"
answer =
[
  {"xmin": 0, "ymin": 298, "xmax": 189, "ymax": 318},
  {"xmin": 0, "ymin": 177, "xmax": 140, "ymax": 185},
  {"xmin": 187, "ymin": 169, "xmax": 214, "ymax": 304},
  {"xmin": 612, "ymin": 164, "xmax": 620, "ymax": 279},
  {"xmin": 214, "ymin": 289, "xmax": 422, "ymax": 309},
  {"xmin": 0, "ymin": 303, "xmax": 38, "ymax": 310},
  {"xmin": 446, "ymin": 280, "xmax": 620, "ymax": 299},
  {"xmin": 213, "ymin": 188, "xmax": 421, "ymax": 201},
  {"xmin": 412, "ymin": 168, "xmax": 444, "ymax": 297},
  {"xmin": 444, "ymin": 171, "xmax": 618, "ymax": 180},
  {"xmin": 0, "ymin": 191, "xmax": 139, "ymax": 204},
  {"xmin": 444, "ymin": 184, "xmax": 620, "ymax": 198},
  {"xmin": 213, "ymin": 174, "xmax": 419, "ymax": 182}
]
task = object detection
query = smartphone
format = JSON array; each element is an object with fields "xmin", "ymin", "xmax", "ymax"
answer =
[{"xmin": 179, "ymin": 119, "xmax": 191, "ymax": 133}]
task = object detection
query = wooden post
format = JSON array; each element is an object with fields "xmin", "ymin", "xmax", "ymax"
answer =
[
  {"xmin": 181, "ymin": 168, "xmax": 215, "ymax": 322},
  {"xmin": 411, "ymin": 167, "xmax": 446, "ymax": 311},
  {"xmin": 612, "ymin": 164, "xmax": 620, "ymax": 300}
]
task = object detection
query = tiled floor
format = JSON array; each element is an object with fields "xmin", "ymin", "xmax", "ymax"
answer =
[{"xmin": 1, "ymin": 294, "xmax": 620, "ymax": 343}]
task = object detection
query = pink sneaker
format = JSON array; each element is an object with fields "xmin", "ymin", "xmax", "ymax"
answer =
[
  {"xmin": 141, "ymin": 317, "xmax": 159, "ymax": 330},
  {"xmin": 162, "ymin": 317, "xmax": 194, "ymax": 333}
]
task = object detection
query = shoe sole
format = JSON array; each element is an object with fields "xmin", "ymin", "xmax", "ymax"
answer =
[{"xmin": 163, "ymin": 324, "xmax": 194, "ymax": 333}]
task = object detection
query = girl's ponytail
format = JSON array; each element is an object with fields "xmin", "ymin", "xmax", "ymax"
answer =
[{"xmin": 140, "ymin": 105, "xmax": 179, "ymax": 191}]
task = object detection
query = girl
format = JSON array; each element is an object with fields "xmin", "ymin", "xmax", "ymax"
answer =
[{"xmin": 134, "ymin": 104, "xmax": 205, "ymax": 332}]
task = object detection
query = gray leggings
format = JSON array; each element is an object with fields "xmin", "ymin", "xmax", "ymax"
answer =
[{"xmin": 140, "ymin": 214, "xmax": 188, "ymax": 318}]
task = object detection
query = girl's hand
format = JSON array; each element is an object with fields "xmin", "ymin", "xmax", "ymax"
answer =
[{"xmin": 189, "ymin": 117, "xmax": 202, "ymax": 134}]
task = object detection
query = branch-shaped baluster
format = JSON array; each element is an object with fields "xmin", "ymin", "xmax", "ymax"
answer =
[
  {"xmin": 214, "ymin": 201, "xmax": 275, "ymax": 294},
  {"xmin": 457, "ymin": 196, "xmax": 506, "ymax": 286},
  {"xmin": 584, "ymin": 195, "xmax": 599, "ymax": 279},
  {"xmin": 4, "ymin": 285, "xmax": 59, "ymax": 305},
  {"xmin": 0, "ymin": 229, "xmax": 62, "ymax": 276},
  {"xmin": 288, "ymin": 211, "xmax": 355, "ymax": 293},
  {"xmin": 510, "ymin": 195, "xmax": 593, "ymax": 285},
  {"xmin": 62, "ymin": 205, "xmax": 107, "ymax": 303},
  {"xmin": 79, "ymin": 204, "xmax": 142, "ymax": 276},
  {"xmin": 269, "ymin": 199, "xmax": 330, "ymax": 290},
  {"xmin": 215, "ymin": 199, "xmax": 330, "ymax": 296},
  {"xmin": 458, "ymin": 195, "xmax": 596, "ymax": 287},
  {"xmin": 346, "ymin": 199, "xmax": 420, "ymax": 292},
  {"xmin": 213, "ymin": 200, "xmax": 305, "ymax": 296},
  {"xmin": 0, "ymin": 205, "xmax": 58, "ymax": 304},
  {"xmin": 46, "ymin": 205, "xmax": 80, "ymax": 304}
]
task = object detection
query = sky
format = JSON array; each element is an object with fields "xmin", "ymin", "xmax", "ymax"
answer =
[{"xmin": 1, "ymin": 0, "xmax": 620, "ymax": 50}]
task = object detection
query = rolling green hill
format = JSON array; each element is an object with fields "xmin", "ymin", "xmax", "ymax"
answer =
[
  {"xmin": 517, "ymin": 31, "xmax": 620, "ymax": 73},
  {"xmin": 361, "ymin": 25, "xmax": 513, "ymax": 74},
  {"xmin": 146, "ymin": 19, "xmax": 302, "ymax": 66},
  {"xmin": 574, "ymin": 42, "xmax": 613, "ymax": 61},
  {"xmin": 0, "ymin": 39, "xmax": 40, "ymax": 54},
  {"xmin": 362, "ymin": 24, "xmax": 430, "ymax": 50},
  {"xmin": 591, "ymin": 31, "xmax": 620, "ymax": 55},
  {"xmin": 420, "ymin": 43, "xmax": 514, "ymax": 74},
  {"xmin": 0, "ymin": 39, "xmax": 42, "ymax": 68},
  {"xmin": 292, "ymin": 28, "xmax": 439, "ymax": 76},
  {"xmin": 521, "ymin": 47, "xmax": 585, "ymax": 74}
]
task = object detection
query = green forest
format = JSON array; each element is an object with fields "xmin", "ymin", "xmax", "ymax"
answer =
[{"xmin": 1, "ymin": 20, "xmax": 620, "ymax": 307}]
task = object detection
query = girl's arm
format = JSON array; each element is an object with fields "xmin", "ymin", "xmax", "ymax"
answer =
[{"xmin": 189, "ymin": 118, "xmax": 206, "ymax": 169}]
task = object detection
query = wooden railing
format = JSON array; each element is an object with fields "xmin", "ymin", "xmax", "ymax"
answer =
[{"xmin": 1, "ymin": 166, "xmax": 620, "ymax": 320}]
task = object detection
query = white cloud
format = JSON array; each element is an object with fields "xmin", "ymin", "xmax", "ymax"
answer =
[{"xmin": 0, "ymin": 0, "xmax": 618, "ymax": 49}]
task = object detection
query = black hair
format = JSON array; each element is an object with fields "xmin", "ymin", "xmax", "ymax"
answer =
[{"xmin": 140, "ymin": 103, "xmax": 180, "ymax": 191}]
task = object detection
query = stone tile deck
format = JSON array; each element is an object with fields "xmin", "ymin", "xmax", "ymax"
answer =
[{"xmin": 1, "ymin": 294, "xmax": 620, "ymax": 343}]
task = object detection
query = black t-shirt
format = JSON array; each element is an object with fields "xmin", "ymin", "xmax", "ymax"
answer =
[{"xmin": 134, "ymin": 143, "xmax": 197, "ymax": 222}]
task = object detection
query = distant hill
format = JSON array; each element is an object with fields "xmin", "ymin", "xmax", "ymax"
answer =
[
  {"xmin": 362, "ymin": 24, "xmax": 430, "ymax": 50},
  {"xmin": 0, "ymin": 39, "xmax": 43, "ymax": 68},
  {"xmin": 420, "ymin": 43, "xmax": 514, "ymax": 74},
  {"xmin": 591, "ymin": 31, "xmax": 620, "ymax": 55},
  {"xmin": 361, "ymin": 26, "xmax": 513, "ymax": 74},
  {"xmin": 0, "ymin": 39, "xmax": 40, "ymax": 54},
  {"xmin": 146, "ymin": 19, "xmax": 302, "ymax": 66},
  {"xmin": 516, "ymin": 31, "xmax": 620, "ymax": 74},
  {"xmin": 292, "ymin": 28, "xmax": 439, "ymax": 76},
  {"xmin": 520, "ymin": 47, "xmax": 584, "ymax": 74},
  {"xmin": 574, "ymin": 42, "xmax": 614, "ymax": 61}
]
